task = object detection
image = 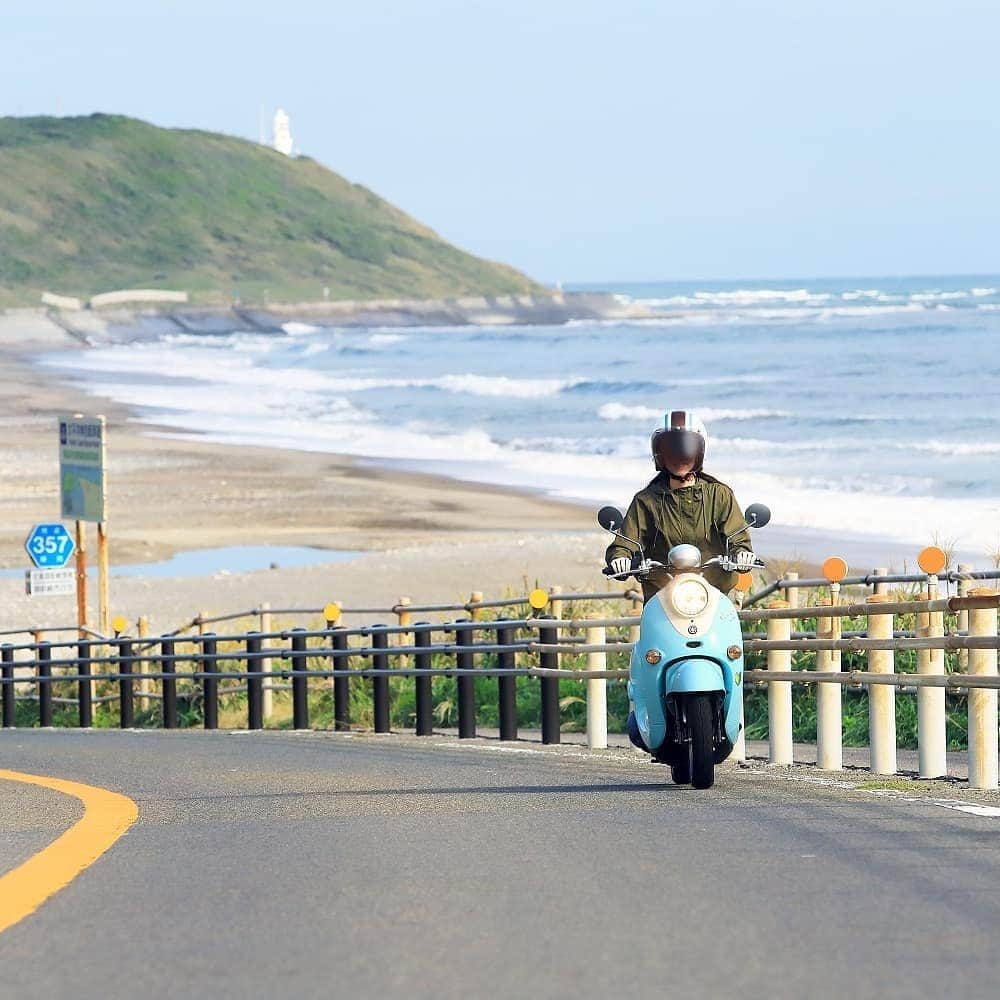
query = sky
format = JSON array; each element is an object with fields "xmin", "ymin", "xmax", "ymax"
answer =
[{"xmin": 3, "ymin": 1, "xmax": 999, "ymax": 284}]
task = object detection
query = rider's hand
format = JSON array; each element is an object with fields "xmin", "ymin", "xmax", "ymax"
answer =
[
  {"xmin": 734, "ymin": 550, "xmax": 756, "ymax": 572},
  {"xmin": 609, "ymin": 557, "xmax": 632, "ymax": 577}
]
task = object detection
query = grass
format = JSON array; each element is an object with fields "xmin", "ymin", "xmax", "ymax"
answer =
[{"xmin": 0, "ymin": 113, "xmax": 540, "ymax": 307}]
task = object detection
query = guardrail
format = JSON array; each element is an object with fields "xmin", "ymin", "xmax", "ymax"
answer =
[{"xmin": 2, "ymin": 590, "xmax": 998, "ymax": 787}]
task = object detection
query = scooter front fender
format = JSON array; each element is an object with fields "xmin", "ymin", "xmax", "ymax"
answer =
[{"xmin": 664, "ymin": 658, "xmax": 726, "ymax": 695}]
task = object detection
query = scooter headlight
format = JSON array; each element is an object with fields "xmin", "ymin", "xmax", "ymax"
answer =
[{"xmin": 671, "ymin": 579, "xmax": 710, "ymax": 617}]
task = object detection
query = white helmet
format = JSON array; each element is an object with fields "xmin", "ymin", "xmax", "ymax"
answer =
[{"xmin": 650, "ymin": 410, "xmax": 709, "ymax": 472}]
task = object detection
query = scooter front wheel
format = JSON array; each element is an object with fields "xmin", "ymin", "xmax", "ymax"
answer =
[{"xmin": 688, "ymin": 694, "xmax": 715, "ymax": 790}]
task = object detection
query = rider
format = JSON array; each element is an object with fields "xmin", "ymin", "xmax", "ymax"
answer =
[{"xmin": 605, "ymin": 410, "xmax": 755, "ymax": 602}]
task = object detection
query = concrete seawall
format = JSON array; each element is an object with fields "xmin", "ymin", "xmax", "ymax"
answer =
[{"xmin": 1, "ymin": 291, "xmax": 653, "ymax": 346}]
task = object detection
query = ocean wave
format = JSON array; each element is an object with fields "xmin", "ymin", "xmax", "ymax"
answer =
[
  {"xmin": 597, "ymin": 403, "xmax": 791, "ymax": 422},
  {"xmin": 282, "ymin": 321, "xmax": 320, "ymax": 336}
]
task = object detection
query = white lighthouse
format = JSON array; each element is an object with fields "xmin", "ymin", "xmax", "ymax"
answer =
[{"xmin": 273, "ymin": 108, "xmax": 294, "ymax": 157}]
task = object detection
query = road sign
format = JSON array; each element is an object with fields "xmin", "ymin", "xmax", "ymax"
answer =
[
  {"xmin": 25, "ymin": 567, "xmax": 76, "ymax": 597},
  {"xmin": 59, "ymin": 414, "xmax": 106, "ymax": 522},
  {"xmin": 25, "ymin": 522, "xmax": 76, "ymax": 568}
]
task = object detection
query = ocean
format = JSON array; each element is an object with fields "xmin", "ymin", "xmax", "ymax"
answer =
[{"xmin": 39, "ymin": 274, "xmax": 1000, "ymax": 562}]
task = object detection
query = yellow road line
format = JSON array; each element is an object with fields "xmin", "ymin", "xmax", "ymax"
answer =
[{"xmin": 0, "ymin": 769, "xmax": 139, "ymax": 935}]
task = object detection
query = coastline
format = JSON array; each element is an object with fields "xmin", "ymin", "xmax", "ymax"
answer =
[
  {"xmin": 1, "ymin": 316, "xmax": 984, "ymax": 632},
  {"xmin": 4, "ymin": 290, "xmax": 650, "ymax": 346}
]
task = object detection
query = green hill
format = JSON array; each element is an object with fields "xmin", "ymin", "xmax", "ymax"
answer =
[{"xmin": 0, "ymin": 114, "xmax": 539, "ymax": 307}]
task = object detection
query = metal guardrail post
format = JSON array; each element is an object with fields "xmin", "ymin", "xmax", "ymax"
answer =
[
  {"xmin": 202, "ymin": 634, "xmax": 218, "ymax": 730},
  {"xmin": 371, "ymin": 627, "xmax": 391, "ymax": 734},
  {"xmin": 497, "ymin": 620, "xmax": 518, "ymax": 741},
  {"xmin": 967, "ymin": 589, "xmax": 998, "ymax": 789},
  {"xmin": 866, "ymin": 595, "xmax": 897, "ymax": 775},
  {"xmin": 332, "ymin": 628, "xmax": 350, "ymax": 731},
  {"xmin": 586, "ymin": 618, "xmax": 607, "ymax": 749},
  {"xmin": 38, "ymin": 642, "xmax": 53, "ymax": 727},
  {"xmin": 539, "ymin": 616, "xmax": 560, "ymax": 745},
  {"xmin": 766, "ymin": 602, "xmax": 792, "ymax": 765},
  {"xmin": 917, "ymin": 582, "xmax": 946, "ymax": 778},
  {"xmin": 815, "ymin": 590, "xmax": 843, "ymax": 770},
  {"xmin": 118, "ymin": 639, "xmax": 134, "ymax": 729},
  {"xmin": 1, "ymin": 644, "xmax": 13, "ymax": 728},
  {"xmin": 77, "ymin": 639, "xmax": 92, "ymax": 728},
  {"xmin": 161, "ymin": 638, "xmax": 177, "ymax": 729},
  {"xmin": 291, "ymin": 629, "xmax": 309, "ymax": 730},
  {"xmin": 456, "ymin": 622, "xmax": 476, "ymax": 739},
  {"xmin": 246, "ymin": 633, "xmax": 263, "ymax": 731},
  {"xmin": 414, "ymin": 623, "xmax": 433, "ymax": 736}
]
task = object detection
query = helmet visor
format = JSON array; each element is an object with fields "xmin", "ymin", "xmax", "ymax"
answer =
[{"xmin": 658, "ymin": 429, "xmax": 703, "ymax": 464}]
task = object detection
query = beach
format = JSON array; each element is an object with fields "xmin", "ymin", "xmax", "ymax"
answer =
[
  {"xmin": 0, "ymin": 326, "xmax": 610, "ymax": 634},
  {"xmin": 4, "ymin": 281, "xmax": 996, "ymax": 636}
]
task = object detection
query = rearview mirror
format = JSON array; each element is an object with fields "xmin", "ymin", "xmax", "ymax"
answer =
[
  {"xmin": 597, "ymin": 506, "xmax": 625, "ymax": 532},
  {"xmin": 744, "ymin": 503, "xmax": 771, "ymax": 528}
]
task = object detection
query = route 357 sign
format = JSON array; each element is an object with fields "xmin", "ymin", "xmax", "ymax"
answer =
[{"xmin": 25, "ymin": 523, "xmax": 76, "ymax": 569}]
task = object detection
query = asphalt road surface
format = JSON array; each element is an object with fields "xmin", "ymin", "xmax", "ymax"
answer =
[{"xmin": 1, "ymin": 729, "xmax": 999, "ymax": 999}]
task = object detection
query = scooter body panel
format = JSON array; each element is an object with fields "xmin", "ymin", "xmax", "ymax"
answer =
[{"xmin": 630, "ymin": 573, "xmax": 745, "ymax": 751}]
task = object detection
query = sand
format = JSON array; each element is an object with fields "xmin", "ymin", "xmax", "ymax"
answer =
[{"xmin": 0, "ymin": 318, "xmax": 928, "ymax": 638}]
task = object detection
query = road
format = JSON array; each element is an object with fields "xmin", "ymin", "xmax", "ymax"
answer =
[{"xmin": 1, "ymin": 729, "xmax": 999, "ymax": 999}]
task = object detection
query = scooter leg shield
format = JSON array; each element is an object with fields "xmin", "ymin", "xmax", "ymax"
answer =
[{"xmin": 626, "ymin": 711, "xmax": 648, "ymax": 751}]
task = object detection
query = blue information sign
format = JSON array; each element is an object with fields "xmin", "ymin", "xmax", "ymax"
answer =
[{"xmin": 25, "ymin": 523, "xmax": 76, "ymax": 569}]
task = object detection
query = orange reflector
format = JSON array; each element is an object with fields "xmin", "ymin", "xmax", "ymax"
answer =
[
  {"xmin": 917, "ymin": 545, "xmax": 947, "ymax": 576},
  {"xmin": 736, "ymin": 572, "xmax": 753, "ymax": 592},
  {"xmin": 112, "ymin": 615, "xmax": 127, "ymax": 635},
  {"xmin": 727, "ymin": 645, "xmax": 742, "ymax": 660},
  {"xmin": 645, "ymin": 649, "xmax": 662, "ymax": 664},
  {"xmin": 528, "ymin": 588, "xmax": 549, "ymax": 611},
  {"xmin": 822, "ymin": 556, "xmax": 849, "ymax": 583},
  {"xmin": 323, "ymin": 602, "xmax": 342, "ymax": 623}
]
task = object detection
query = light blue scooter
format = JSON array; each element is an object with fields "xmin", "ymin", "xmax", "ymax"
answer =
[{"xmin": 598, "ymin": 503, "xmax": 770, "ymax": 788}]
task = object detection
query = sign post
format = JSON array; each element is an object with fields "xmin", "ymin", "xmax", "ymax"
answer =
[{"xmin": 59, "ymin": 414, "xmax": 108, "ymax": 635}]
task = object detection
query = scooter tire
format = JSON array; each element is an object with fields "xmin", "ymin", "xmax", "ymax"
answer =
[
  {"xmin": 670, "ymin": 758, "xmax": 691, "ymax": 785},
  {"xmin": 688, "ymin": 693, "xmax": 715, "ymax": 790}
]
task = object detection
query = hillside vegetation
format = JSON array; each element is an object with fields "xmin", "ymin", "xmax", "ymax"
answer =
[{"xmin": 0, "ymin": 114, "xmax": 539, "ymax": 307}]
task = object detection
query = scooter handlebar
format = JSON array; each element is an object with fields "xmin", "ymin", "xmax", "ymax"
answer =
[{"xmin": 603, "ymin": 559, "xmax": 666, "ymax": 581}]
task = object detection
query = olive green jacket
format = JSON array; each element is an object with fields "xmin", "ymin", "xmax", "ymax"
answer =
[{"xmin": 605, "ymin": 472, "xmax": 751, "ymax": 600}]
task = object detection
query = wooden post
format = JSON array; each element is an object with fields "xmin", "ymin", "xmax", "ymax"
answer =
[
  {"xmin": 872, "ymin": 567, "xmax": 888, "ymax": 597},
  {"xmin": 586, "ymin": 618, "xmax": 607, "ymax": 749},
  {"xmin": 137, "ymin": 615, "xmax": 151, "ymax": 711},
  {"xmin": 766, "ymin": 601, "xmax": 793, "ymax": 765},
  {"xmin": 74, "ymin": 520, "xmax": 88, "ymax": 638},
  {"xmin": 866, "ymin": 594, "xmax": 897, "ymax": 775},
  {"xmin": 967, "ymin": 589, "xmax": 998, "ymax": 790},
  {"xmin": 97, "ymin": 521, "xmax": 110, "ymax": 637},
  {"xmin": 956, "ymin": 563, "xmax": 973, "ymax": 670},
  {"xmin": 816, "ymin": 588, "xmax": 843, "ymax": 770},
  {"xmin": 549, "ymin": 585, "xmax": 563, "ymax": 623},
  {"xmin": 468, "ymin": 591, "xmax": 484, "ymax": 621},
  {"xmin": 259, "ymin": 602, "xmax": 273, "ymax": 721},
  {"xmin": 916, "ymin": 582, "xmax": 947, "ymax": 778},
  {"xmin": 629, "ymin": 592, "xmax": 642, "ymax": 647},
  {"xmin": 396, "ymin": 596, "xmax": 411, "ymax": 668},
  {"xmin": 783, "ymin": 571, "xmax": 799, "ymax": 610}
]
